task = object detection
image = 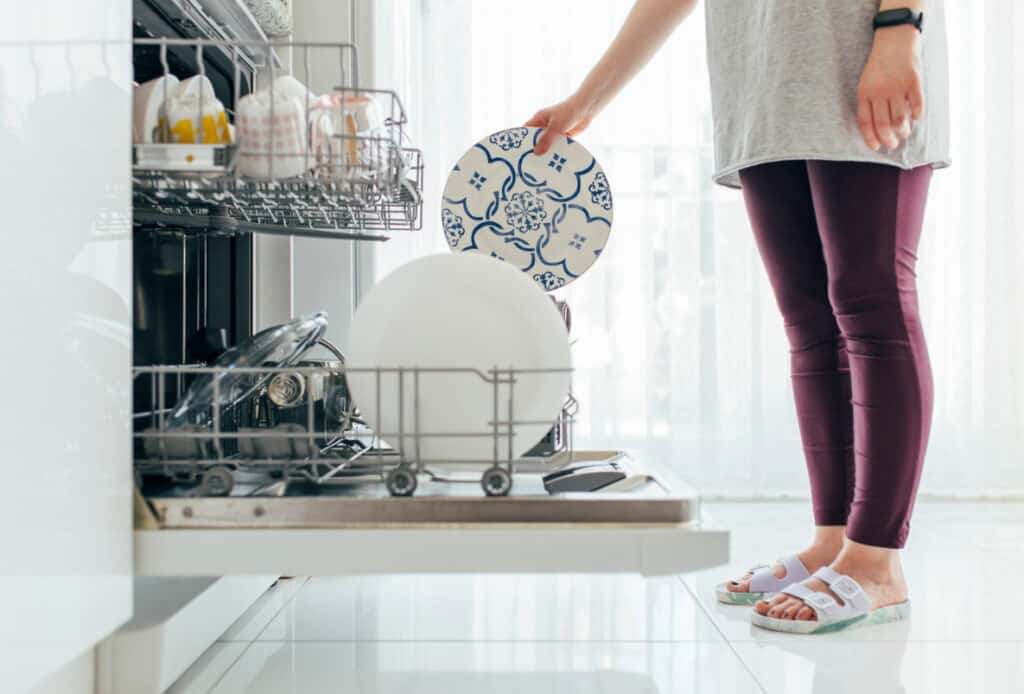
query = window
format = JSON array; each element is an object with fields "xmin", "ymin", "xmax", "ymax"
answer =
[{"xmin": 376, "ymin": 0, "xmax": 1024, "ymax": 496}]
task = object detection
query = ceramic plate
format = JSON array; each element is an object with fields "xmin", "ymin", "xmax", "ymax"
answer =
[
  {"xmin": 346, "ymin": 253, "xmax": 572, "ymax": 463},
  {"xmin": 442, "ymin": 126, "xmax": 613, "ymax": 292}
]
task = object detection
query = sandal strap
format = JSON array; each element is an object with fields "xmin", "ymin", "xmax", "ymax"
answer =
[
  {"xmin": 779, "ymin": 581, "xmax": 852, "ymax": 621},
  {"xmin": 748, "ymin": 553, "xmax": 810, "ymax": 593},
  {"xmin": 775, "ymin": 569, "xmax": 873, "ymax": 622},
  {"xmin": 811, "ymin": 567, "xmax": 872, "ymax": 613},
  {"xmin": 814, "ymin": 565, "xmax": 842, "ymax": 584},
  {"xmin": 780, "ymin": 581, "xmax": 839, "ymax": 614},
  {"xmin": 778, "ymin": 554, "xmax": 811, "ymax": 583}
]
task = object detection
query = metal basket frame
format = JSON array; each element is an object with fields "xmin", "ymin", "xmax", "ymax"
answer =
[{"xmin": 133, "ymin": 362, "xmax": 577, "ymax": 495}]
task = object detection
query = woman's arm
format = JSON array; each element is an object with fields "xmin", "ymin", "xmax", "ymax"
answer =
[
  {"xmin": 527, "ymin": 0, "xmax": 698, "ymax": 155},
  {"xmin": 857, "ymin": 0, "xmax": 926, "ymax": 152}
]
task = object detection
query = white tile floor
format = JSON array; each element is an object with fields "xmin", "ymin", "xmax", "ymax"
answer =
[{"xmin": 168, "ymin": 501, "xmax": 1024, "ymax": 694}]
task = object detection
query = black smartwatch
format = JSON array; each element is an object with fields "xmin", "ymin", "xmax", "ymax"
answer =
[{"xmin": 873, "ymin": 8, "xmax": 925, "ymax": 33}]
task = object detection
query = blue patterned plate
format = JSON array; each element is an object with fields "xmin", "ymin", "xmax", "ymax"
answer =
[{"xmin": 442, "ymin": 126, "xmax": 613, "ymax": 291}]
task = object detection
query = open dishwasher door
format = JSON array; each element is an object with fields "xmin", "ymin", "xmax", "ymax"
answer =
[
  {"xmin": 134, "ymin": 449, "xmax": 729, "ymax": 577},
  {"xmin": 134, "ymin": 448, "xmax": 729, "ymax": 577},
  {"xmin": 131, "ymin": 316, "xmax": 727, "ymax": 579}
]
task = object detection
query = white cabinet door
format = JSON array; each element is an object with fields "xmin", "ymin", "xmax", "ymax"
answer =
[{"xmin": 0, "ymin": 2, "xmax": 133, "ymax": 691}]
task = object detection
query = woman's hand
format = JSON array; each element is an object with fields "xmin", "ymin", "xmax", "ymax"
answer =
[
  {"xmin": 856, "ymin": 25, "xmax": 924, "ymax": 152},
  {"xmin": 525, "ymin": 0, "xmax": 697, "ymax": 155},
  {"xmin": 526, "ymin": 92, "xmax": 599, "ymax": 156}
]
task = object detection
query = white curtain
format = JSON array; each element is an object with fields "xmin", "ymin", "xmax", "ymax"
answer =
[{"xmin": 374, "ymin": 0, "xmax": 1024, "ymax": 497}]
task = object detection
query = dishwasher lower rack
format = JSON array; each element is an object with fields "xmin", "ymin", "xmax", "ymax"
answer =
[{"xmin": 133, "ymin": 363, "xmax": 577, "ymax": 498}]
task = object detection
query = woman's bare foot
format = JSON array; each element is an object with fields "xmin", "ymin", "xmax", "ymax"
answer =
[
  {"xmin": 726, "ymin": 526, "xmax": 845, "ymax": 595},
  {"xmin": 754, "ymin": 537, "xmax": 909, "ymax": 621}
]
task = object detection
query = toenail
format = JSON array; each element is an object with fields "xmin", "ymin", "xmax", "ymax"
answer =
[{"xmin": 730, "ymin": 581, "xmax": 739, "ymax": 585}]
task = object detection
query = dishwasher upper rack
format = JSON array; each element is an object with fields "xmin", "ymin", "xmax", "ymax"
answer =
[
  {"xmin": 132, "ymin": 145, "xmax": 423, "ymax": 240},
  {"xmin": 132, "ymin": 38, "xmax": 424, "ymax": 240},
  {"xmin": 133, "ymin": 363, "xmax": 578, "ymax": 497}
]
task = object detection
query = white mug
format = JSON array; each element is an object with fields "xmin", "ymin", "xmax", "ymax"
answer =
[
  {"xmin": 163, "ymin": 75, "xmax": 232, "ymax": 144},
  {"xmin": 236, "ymin": 91, "xmax": 309, "ymax": 180},
  {"xmin": 309, "ymin": 93, "xmax": 387, "ymax": 181},
  {"xmin": 340, "ymin": 94, "xmax": 383, "ymax": 134},
  {"xmin": 265, "ymin": 74, "xmax": 318, "ymax": 108},
  {"xmin": 133, "ymin": 74, "xmax": 179, "ymax": 143}
]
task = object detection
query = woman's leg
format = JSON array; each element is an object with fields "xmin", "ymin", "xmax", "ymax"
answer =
[
  {"xmin": 725, "ymin": 159, "xmax": 851, "ymax": 593},
  {"xmin": 808, "ymin": 159, "xmax": 934, "ymax": 549},
  {"xmin": 758, "ymin": 160, "xmax": 933, "ymax": 621}
]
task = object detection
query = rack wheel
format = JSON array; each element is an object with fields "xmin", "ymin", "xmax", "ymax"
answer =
[
  {"xmin": 481, "ymin": 466, "xmax": 513, "ymax": 497},
  {"xmin": 387, "ymin": 467, "xmax": 418, "ymax": 497},
  {"xmin": 198, "ymin": 466, "xmax": 235, "ymax": 497}
]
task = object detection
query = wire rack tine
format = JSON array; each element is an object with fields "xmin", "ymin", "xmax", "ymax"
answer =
[{"xmin": 506, "ymin": 366, "xmax": 515, "ymax": 468}]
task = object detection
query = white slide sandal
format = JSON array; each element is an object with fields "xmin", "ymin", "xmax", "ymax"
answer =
[
  {"xmin": 750, "ymin": 565, "xmax": 912, "ymax": 634},
  {"xmin": 715, "ymin": 554, "xmax": 811, "ymax": 605}
]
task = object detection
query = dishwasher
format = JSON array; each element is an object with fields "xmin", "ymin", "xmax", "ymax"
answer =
[{"xmin": 128, "ymin": 0, "xmax": 729, "ymax": 580}]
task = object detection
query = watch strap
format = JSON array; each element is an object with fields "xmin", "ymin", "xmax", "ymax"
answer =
[{"xmin": 873, "ymin": 8, "xmax": 925, "ymax": 33}]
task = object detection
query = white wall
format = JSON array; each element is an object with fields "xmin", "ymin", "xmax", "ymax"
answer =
[{"xmin": 278, "ymin": 0, "xmax": 378, "ymax": 350}]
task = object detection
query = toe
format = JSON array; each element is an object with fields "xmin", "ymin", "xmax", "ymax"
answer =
[
  {"xmin": 726, "ymin": 578, "xmax": 750, "ymax": 593},
  {"xmin": 797, "ymin": 606, "xmax": 815, "ymax": 621},
  {"xmin": 756, "ymin": 594, "xmax": 787, "ymax": 615},
  {"xmin": 725, "ymin": 569, "xmax": 753, "ymax": 592}
]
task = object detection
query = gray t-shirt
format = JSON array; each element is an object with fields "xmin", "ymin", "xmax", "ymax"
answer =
[{"xmin": 703, "ymin": 0, "xmax": 951, "ymax": 189}]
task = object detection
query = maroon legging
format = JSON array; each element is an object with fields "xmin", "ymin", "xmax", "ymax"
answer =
[{"xmin": 738, "ymin": 159, "xmax": 933, "ymax": 549}]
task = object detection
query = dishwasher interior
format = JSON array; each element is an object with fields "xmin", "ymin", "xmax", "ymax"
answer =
[{"xmin": 130, "ymin": 0, "xmax": 697, "ymax": 528}]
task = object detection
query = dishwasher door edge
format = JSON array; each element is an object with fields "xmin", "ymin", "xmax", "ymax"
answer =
[{"xmin": 134, "ymin": 523, "xmax": 730, "ymax": 577}]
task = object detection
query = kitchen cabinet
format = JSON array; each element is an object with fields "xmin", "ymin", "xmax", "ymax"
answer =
[{"xmin": 0, "ymin": 2, "xmax": 133, "ymax": 692}]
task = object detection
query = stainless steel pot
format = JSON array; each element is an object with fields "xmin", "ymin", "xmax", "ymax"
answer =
[{"xmin": 265, "ymin": 358, "xmax": 352, "ymax": 428}]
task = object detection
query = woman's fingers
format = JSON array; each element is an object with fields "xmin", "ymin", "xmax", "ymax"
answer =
[
  {"xmin": 857, "ymin": 94, "xmax": 881, "ymax": 151},
  {"xmin": 525, "ymin": 110, "xmax": 550, "ymax": 128},
  {"xmin": 534, "ymin": 123, "xmax": 565, "ymax": 156},
  {"xmin": 526, "ymin": 107, "xmax": 562, "ymax": 155},
  {"xmin": 907, "ymin": 75, "xmax": 924, "ymax": 121},
  {"xmin": 872, "ymin": 98, "xmax": 899, "ymax": 150},
  {"xmin": 858, "ymin": 91, "xmax": 917, "ymax": 151},
  {"xmin": 890, "ymin": 96, "xmax": 911, "ymax": 140},
  {"xmin": 526, "ymin": 111, "xmax": 561, "ymax": 156},
  {"xmin": 527, "ymin": 97, "xmax": 594, "ymax": 155}
]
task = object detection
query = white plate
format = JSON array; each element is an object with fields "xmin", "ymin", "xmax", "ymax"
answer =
[
  {"xmin": 346, "ymin": 253, "xmax": 572, "ymax": 464},
  {"xmin": 442, "ymin": 126, "xmax": 614, "ymax": 292}
]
